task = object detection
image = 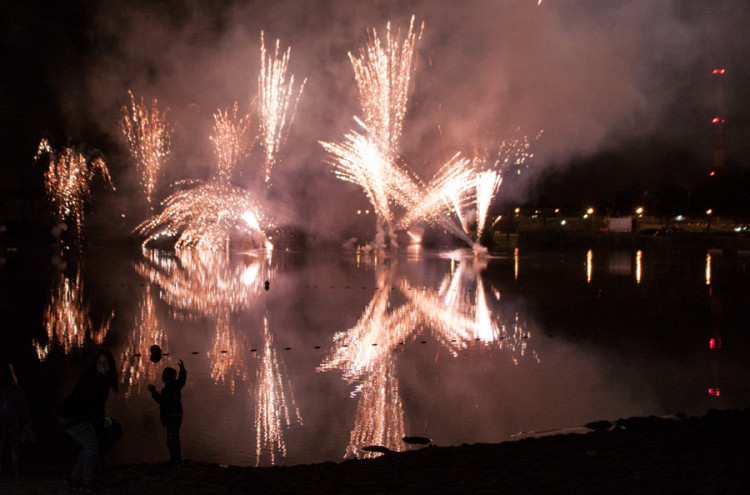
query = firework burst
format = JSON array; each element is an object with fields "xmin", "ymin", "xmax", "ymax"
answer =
[
  {"xmin": 211, "ymin": 101, "xmax": 254, "ymax": 185},
  {"xmin": 35, "ymin": 139, "xmax": 114, "ymax": 237},
  {"xmin": 134, "ymin": 182, "xmax": 271, "ymax": 250},
  {"xmin": 349, "ymin": 15, "xmax": 423, "ymax": 156},
  {"xmin": 258, "ymin": 32, "xmax": 306, "ymax": 183},
  {"xmin": 121, "ymin": 91, "xmax": 171, "ymax": 204}
]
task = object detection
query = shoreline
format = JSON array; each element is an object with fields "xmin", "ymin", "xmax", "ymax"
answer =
[{"xmin": 5, "ymin": 408, "xmax": 749, "ymax": 494}]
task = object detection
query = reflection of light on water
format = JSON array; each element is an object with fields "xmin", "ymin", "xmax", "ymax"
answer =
[
  {"xmin": 210, "ymin": 314, "xmax": 249, "ymax": 394},
  {"xmin": 705, "ymin": 252, "xmax": 712, "ymax": 286},
  {"xmin": 635, "ymin": 250, "xmax": 642, "ymax": 284},
  {"xmin": 345, "ymin": 360, "xmax": 405, "ymax": 459},
  {"xmin": 514, "ymin": 247, "xmax": 519, "ymax": 280},
  {"xmin": 255, "ymin": 314, "xmax": 302, "ymax": 466},
  {"xmin": 319, "ymin": 256, "xmax": 539, "ymax": 458},
  {"xmin": 119, "ymin": 284, "xmax": 168, "ymax": 398},
  {"xmin": 586, "ymin": 249, "xmax": 593, "ymax": 283},
  {"xmin": 134, "ymin": 247, "xmax": 273, "ymax": 316},
  {"xmin": 34, "ymin": 267, "xmax": 111, "ymax": 361}
]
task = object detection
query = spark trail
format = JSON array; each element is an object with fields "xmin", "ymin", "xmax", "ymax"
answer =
[
  {"xmin": 134, "ymin": 182, "xmax": 271, "ymax": 250},
  {"xmin": 211, "ymin": 101, "xmax": 254, "ymax": 185},
  {"xmin": 258, "ymin": 32, "xmax": 306, "ymax": 183},
  {"xmin": 121, "ymin": 91, "xmax": 170, "ymax": 204},
  {"xmin": 35, "ymin": 139, "xmax": 114, "ymax": 238},
  {"xmin": 349, "ymin": 15, "xmax": 423, "ymax": 156}
]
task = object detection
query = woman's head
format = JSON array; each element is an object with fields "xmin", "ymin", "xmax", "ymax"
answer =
[
  {"xmin": 94, "ymin": 350, "xmax": 119, "ymax": 392},
  {"xmin": 0, "ymin": 362, "xmax": 18, "ymax": 387}
]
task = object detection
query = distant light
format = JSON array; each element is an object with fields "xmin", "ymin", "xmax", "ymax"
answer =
[
  {"xmin": 675, "ymin": 215, "xmax": 685, "ymax": 221},
  {"xmin": 636, "ymin": 207, "xmax": 643, "ymax": 215},
  {"xmin": 357, "ymin": 210, "xmax": 361, "ymax": 215},
  {"xmin": 708, "ymin": 388, "xmax": 721, "ymax": 396},
  {"xmin": 554, "ymin": 208, "xmax": 560, "ymax": 214},
  {"xmin": 712, "ymin": 117, "xmax": 720, "ymax": 124},
  {"xmin": 734, "ymin": 227, "xmax": 741, "ymax": 232},
  {"xmin": 582, "ymin": 214, "xmax": 589, "ymax": 219},
  {"xmin": 514, "ymin": 207, "xmax": 520, "ymax": 214},
  {"xmin": 706, "ymin": 209, "xmax": 713, "ymax": 215},
  {"xmin": 710, "ymin": 171, "xmax": 716, "ymax": 176},
  {"xmin": 713, "ymin": 69, "xmax": 726, "ymax": 74},
  {"xmin": 560, "ymin": 220, "xmax": 566, "ymax": 226},
  {"xmin": 365, "ymin": 210, "xmax": 370, "ymax": 214},
  {"xmin": 587, "ymin": 208, "xmax": 594, "ymax": 215}
]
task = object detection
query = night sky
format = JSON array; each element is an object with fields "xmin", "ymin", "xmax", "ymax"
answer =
[{"xmin": 2, "ymin": 0, "xmax": 749, "ymax": 240}]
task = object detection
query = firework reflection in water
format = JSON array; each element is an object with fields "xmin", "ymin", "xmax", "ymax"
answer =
[
  {"xmin": 119, "ymin": 284, "xmax": 169, "ymax": 398},
  {"xmin": 255, "ymin": 313, "xmax": 302, "ymax": 466},
  {"xmin": 34, "ymin": 266, "xmax": 112, "ymax": 361},
  {"xmin": 258, "ymin": 31, "xmax": 306, "ymax": 184},
  {"xmin": 133, "ymin": 248, "xmax": 274, "ymax": 317},
  {"xmin": 319, "ymin": 254, "xmax": 537, "ymax": 458},
  {"xmin": 35, "ymin": 139, "xmax": 114, "ymax": 238},
  {"xmin": 121, "ymin": 91, "xmax": 170, "ymax": 204}
]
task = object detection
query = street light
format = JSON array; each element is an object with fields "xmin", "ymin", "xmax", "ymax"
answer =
[{"xmin": 636, "ymin": 207, "xmax": 643, "ymax": 217}]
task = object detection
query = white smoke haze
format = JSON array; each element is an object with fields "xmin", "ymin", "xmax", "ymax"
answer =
[{"xmin": 53, "ymin": 0, "xmax": 745, "ymax": 243}]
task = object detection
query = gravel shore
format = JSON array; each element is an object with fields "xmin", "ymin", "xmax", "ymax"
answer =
[{"xmin": 3, "ymin": 408, "xmax": 749, "ymax": 494}]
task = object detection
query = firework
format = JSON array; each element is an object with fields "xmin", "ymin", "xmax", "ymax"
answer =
[
  {"xmin": 134, "ymin": 182, "xmax": 271, "ymax": 250},
  {"xmin": 121, "ymin": 91, "xmax": 171, "ymax": 204},
  {"xmin": 395, "ymin": 153, "xmax": 475, "ymax": 244},
  {"xmin": 211, "ymin": 101, "xmax": 254, "ymax": 185},
  {"xmin": 258, "ymin": 32, "xmax": 306, "ymax": 183},
  {"xmin": 349, "ymin": 15, "xmax": 423, "ymax": 156},
  {"xmin": 35, "ymin": 139, "xmax": 114, "ymax": 237}
]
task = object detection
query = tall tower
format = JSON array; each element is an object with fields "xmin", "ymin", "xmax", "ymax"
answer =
[{"xmin": 710, "ymin": 69, "xmax": 726, "ymax": 176}]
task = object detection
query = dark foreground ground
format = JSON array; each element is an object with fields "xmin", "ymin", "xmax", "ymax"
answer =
[{"xmin": 3, "ymin": 408, "xmax": 750, "ymax": 494}]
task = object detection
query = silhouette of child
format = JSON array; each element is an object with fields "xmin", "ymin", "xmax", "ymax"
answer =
[
  {"xmin": 0, "ymin": 362, "xmax": 34, "ymax": 476},
  {"xmin": 148, "ymin": 359, "xmax": 186, "ymax": 465}
]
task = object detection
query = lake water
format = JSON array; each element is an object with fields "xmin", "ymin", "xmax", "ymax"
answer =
[{"xmin": 2, "ymin": 245, "xmax": 750, "ymax": 467}]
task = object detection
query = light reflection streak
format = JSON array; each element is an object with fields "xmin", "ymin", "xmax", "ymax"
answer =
[
  {"xmin": 34, "ymin": 267, "xmax": 112, "ymax": 361},
  {"xmin": 255, "ymin": 314, "xmax": 302, "ymax": 466},
  {"xmin": 133, "ymin": 248, "xmax": 274, "ymax": 317},
  {"xmin": 119, "ymin": 284, "xmax": 168, "ymax": 398},
  {"xmin": 210, "ymin": 313, "xmax": 250, "ymax": 394},
  {"xmin": 635, "ymin": 250, "xmax": 642, "ymax": 284},
  {"xmin": 319, "ymin": 255, "xmax": 537, "ymax": 459},
  {"xmin": 586, "ymin": 249, "xmax": 593, "ymax": 283},
  {"xmin": 705, "ymin": 252, "xmax": 712, "ymax": 286}
]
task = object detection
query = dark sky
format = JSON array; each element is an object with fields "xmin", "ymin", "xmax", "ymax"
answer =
[{"xmin": 2, "ymin": 0, "xmax": 749, "ymax": 235}]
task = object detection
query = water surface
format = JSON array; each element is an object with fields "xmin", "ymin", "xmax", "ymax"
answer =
[{"xmin": 2, "ymin": 246, "xmax": 749, "ymax": 467}]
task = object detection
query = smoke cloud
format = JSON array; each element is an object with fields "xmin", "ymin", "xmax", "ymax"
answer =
[{"xmin": 49, "ymin": 0, "xmax": 747, "ymax": 242}]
